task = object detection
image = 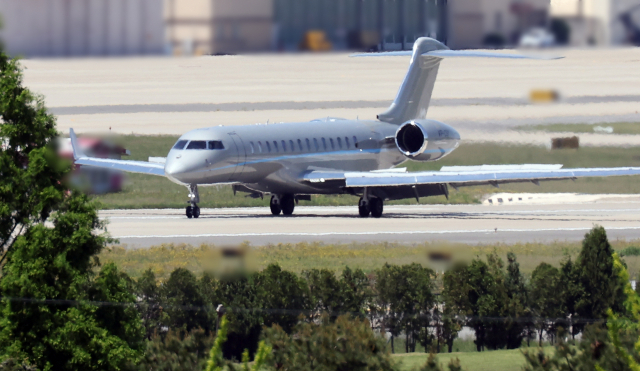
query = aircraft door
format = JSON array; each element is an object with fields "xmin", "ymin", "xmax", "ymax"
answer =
[{"xmin": 227, "ymin": 133, "xmax": 246, "ymax": 181}]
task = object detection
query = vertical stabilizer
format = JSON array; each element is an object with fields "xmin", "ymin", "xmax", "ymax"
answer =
[{"xmin": 377, "ymin": 38, "xmax": 449, "ymax": 125}]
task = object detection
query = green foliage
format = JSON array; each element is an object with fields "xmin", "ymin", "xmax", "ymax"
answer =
[
  {"xmin": 621, "ymin": 246, "xmax": 640, "ymax": 257},
  {"xmin": 163, "ymin": 268, "xmax": 213, "ymax": 333},
  {"xmin": 529, "ymin": 263, "xmax": 565, "ymax": 345},
  {"xmin": 256, "ymin": 264, "xmax": 309, "ymax": 332},
  {"xmin": 374, "ymin": 263, "xmax": 436, "ymax": 353},
  {"xmin": 0, "ymin": 52, "xmax": 144, "ymax": 369},
  {"xmin": 205, "ymin": 316, "xmax": 229, "ymax": 371},
  {"xmin": 574, "ymin": 226, "xmax": 626, "ymax": 329},
  {"xmin": 0, "ymin": 52, "xmax": 66, "ymax": 261},
  {"xmin": 416, "ymin": 353, "xmax": 464, "ymax": 371},
  {"xmin": 262, "ymin": 314, "xmax": 398, "ymax": 371},
  {"xmin": 133, "ymin": 328, "xmax": 214, "ymax": 371}
]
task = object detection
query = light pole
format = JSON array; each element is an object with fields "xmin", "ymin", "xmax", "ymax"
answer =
[{"xmin": 215, "ymin": 304, "xmax": 225, "ymax": 334}]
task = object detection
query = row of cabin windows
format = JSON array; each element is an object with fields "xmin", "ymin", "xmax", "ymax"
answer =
[{"xmin": 248, "ymin": 136, "xmax": 358, "ymax": 154}]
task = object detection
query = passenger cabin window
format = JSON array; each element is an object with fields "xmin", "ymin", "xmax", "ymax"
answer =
[
  {"xmin": 321, "ymin": 138, "xmax": 327, "ymax": 150},
  {"xmin": 208, "ymin": 141, "xmax": 224, "ymax": 150},
  {"xmin": 266, "ymin": 141, "xmax": 271, "ymax": 152},
  {"xmin": 187, "ymin": 140, "xmax": 207, "ymax": 150},
  {"xmin": 305, "ymin": 138, "xmax": 311, "ymax": 151},
  {"xmin": 173, "ymin": 140, "xmax": 188, "ymax": 149},
  {"xmin": 353, "ymin": 136, "xmax": 358, "ymax": 148},
  {"xmin": 313, "ymin": 138, "xmax": 319, "ymax": 151},
  {"xmin": 298, "ymin": 139, "xmax": 303, "ymax": 151},
  {"xmin": 329, "ymin": 138, "xmax": 335, "ymax": 150},
  {"xmin": 337, "ymin": 137, "xmax": 342, "ymax": 149},
  {"xmin": 249, "ymin": 142, "xmax": 255, "ymax": 153},
  {"xmin": 345, "ymin": 137, "xmax": 350, "ymax": 148},
  {"xmin": 257, "ymin": 141, "xmax": 263, "ymax": 153},
  {"xmin": 290, "ymin": 140, "xmax": 295, "ymax": 152},
  {"xmin": 281, "ymin": 140, "xmax": 287, "ymax": 152},
  {"xmin": 273, "ymin": 141, "xmax": 278, "ymax": 152}
]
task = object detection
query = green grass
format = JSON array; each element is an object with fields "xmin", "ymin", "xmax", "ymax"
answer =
[
  {"xmin": 395, "ymin": 347, "xmax": 554, "ymax": 371},
  {"xmin": 83, "ymin": 134, "xmax": 640, "ymax": 209},
  {"xmin": 101, "ymin": 240, "xmax": 640, "ymax": 281},
  {"xmin": 517, "ymin": 122, "xmax": 640, "ymax": 135}
]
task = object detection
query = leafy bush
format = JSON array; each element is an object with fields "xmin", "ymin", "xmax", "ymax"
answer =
[
  {"xmin": 262, "ymin": 314, "xmax": 398, "ymax": 371},
  {"xmin": 620, "ymin": 246, "xmax": 640, "ymax": 257}
]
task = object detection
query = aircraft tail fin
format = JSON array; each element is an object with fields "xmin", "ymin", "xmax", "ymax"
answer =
[{"xmin": 352, "ymin": 37, "xmax": 562, "ymax": 125}]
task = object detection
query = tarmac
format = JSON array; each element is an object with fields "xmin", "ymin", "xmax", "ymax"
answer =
[
  {"xmin": 22, "ymin": 48, "xmax": 640, "ymax": 146},
  {"xmin": 104, "ymin": 197, "xmax": 640, "ymax": 248}
]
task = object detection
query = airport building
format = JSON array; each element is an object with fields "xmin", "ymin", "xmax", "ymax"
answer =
[{"xmin": 4, "ymin": 0, "xmax": 637, "ymax": 57}]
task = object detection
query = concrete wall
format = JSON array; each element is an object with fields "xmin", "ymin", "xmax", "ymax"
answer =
[
  {"xmin": 167, "ymin": 0, "xmax": 273, "ymax": 54},
  {"xmin": 0, "ymin": 0, "xmax": 165, "ymax": 57}
]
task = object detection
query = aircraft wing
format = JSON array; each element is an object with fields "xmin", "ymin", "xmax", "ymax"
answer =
[
  {"xmin": 302, "ymin": 165, "xmax": 640, "ymax": 189},
  {"xmin": 69, "ymin": 128, "xmax": 166, "ymax": 177}
]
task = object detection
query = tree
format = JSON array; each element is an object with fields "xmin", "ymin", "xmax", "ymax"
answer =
[
  {"xmin": 0, "ymin": 51, "xmax": 66, "ymax": 263},
  {"xmin": 256, "ymin": 264, "xmax": 309, "ymax": 333},
  {"xmin": 303, "ymin": 268, "xmax": 343, "ymax": 318},
  {"xmin": 0, "ymin": 51, "xmax": 144, "ymax": 369},
  {"xmin": 0, "ymin": 194, "xmax": 145, "ymax": 370},
  {"xmin": 442, "ymin": 262, "xmax": 472, "ymax": 353},
  {"xmin": 503, "ymin": 252, "xmax": 528, "ymax": 349},
  {"xmin": 466, "ymin": 257, "xmax": 506, "ymax": 351},
  {"xmin": 136, "ymin": 268, "xmax": 167, "ymax": 339},
  {"xmin": 374, "ymin": 263, "xmax": 436, "ymax": 353},
  {"xmin": 530, "ymin": 263, "xmax": 565, "ymax": 345},
  {"xmin": 574, "ymin": 226, "xmax": 626, "ymax": 330},
  {"xmin": 338, "ymin": 266, "xmax": 371, "ymax": 315},
  {"xmin": 133, "ymin": 328, "xmax": 215, "ymax": 371},
  {"xmin": 163, "ymin": 268, "xmax": 212, "ymax": 333},
  {"xmin": 262, "ymin": 314, "xmax": 399, "ymax": 371}
]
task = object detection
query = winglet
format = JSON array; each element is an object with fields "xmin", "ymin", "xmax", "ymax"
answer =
[{"xmin": 69, "ymin": 128, "xmax": 85, "ymax": 160}]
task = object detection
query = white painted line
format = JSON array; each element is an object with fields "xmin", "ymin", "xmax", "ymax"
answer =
[
  {"xmin": 102, "ymin": 208, "xmax": 640, "ymax": 220},
  {"xmin": 114, "ymin": 226, "xmax": 640, "ymax": 239}
]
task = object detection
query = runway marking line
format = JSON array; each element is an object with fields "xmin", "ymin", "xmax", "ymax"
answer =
[{"xmin": 114, "ymin": 226, "xmax": 640, "ymax": 239}]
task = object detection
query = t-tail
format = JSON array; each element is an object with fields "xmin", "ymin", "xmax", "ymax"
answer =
[{"xmin": 352, "ymin": 37, "xmax": 562, "ymax": 125}]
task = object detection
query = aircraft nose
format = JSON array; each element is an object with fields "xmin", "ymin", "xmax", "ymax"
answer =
[{"xmin": 165, "ymin": 157, "xmax": 186, "ymax": 180}]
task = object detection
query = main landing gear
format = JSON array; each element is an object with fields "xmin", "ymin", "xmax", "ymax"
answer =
[
  {"xmin": 359, "ymin": 193, "xmax": 383, "ymax": 218},
  {"xmin": 185, "ymin": 184, "xmax": 200, "ymax": 219},
  {"xmin": 270, "ymin": 194, "xmax": 295, "ymax": 216}
]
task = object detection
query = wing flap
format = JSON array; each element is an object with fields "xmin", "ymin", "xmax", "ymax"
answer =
[{"xmin": 341, "ymin": 167, "xmax": 640, "ymax": 187}]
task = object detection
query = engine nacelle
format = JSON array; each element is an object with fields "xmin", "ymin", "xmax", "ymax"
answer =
[{"xmin": 395, "ymin": 119, "xmax": 460, "ymax": 162}]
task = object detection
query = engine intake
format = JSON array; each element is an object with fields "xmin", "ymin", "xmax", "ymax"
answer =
[
  {"xmin": 396, "ymin": 121, "xmax": 428, "ymax": 157},
  {"xmin": 395, "ymin": 119, "xmax": 460, "ymax": 162}
]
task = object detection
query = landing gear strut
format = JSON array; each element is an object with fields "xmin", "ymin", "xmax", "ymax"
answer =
[
  {"xmin": 271, "ymin": 194, "xmax": 295, "ymax": 216},
  {"xmin": 359, "ymin": 188, "xmax": 383, "ymax": 218},
  {"xmin": 186, "ymin": 184, "xmax": 200, "ymax": 219}
]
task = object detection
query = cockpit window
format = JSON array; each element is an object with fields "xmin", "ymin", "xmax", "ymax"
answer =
[
  {"xmin": 208, "ymin": 141, "xmax": 224, "ymax": 150},
  {"xmin": 186, "ymin": 141, "xmax": 207, "ymax": 149},
  {"xmin": 173, "ymin": 140, "xmax": 188, "ymax": 149}
]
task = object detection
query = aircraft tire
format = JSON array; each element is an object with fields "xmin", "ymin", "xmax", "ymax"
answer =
[
  {"xmin": 370, "ymin": 198, "xmax": 383, "ymax": 218},
  {"xmin": 281, "ymin": 194, "xmax": 295, "ymax": 215},
  {"xmin": 186, "ymin": 206, "xmax": 193, "ymax": 219},
  {"xmin": 193, "ymin": 205, "xmax": 200, "ymax": 219},
  {"xmin": 270, "ymin": 196, "xmax": 282, "ymax": 215},
  {"xmin": 358, "ymin": 197, "xmax": 370, "ymax": 218}
]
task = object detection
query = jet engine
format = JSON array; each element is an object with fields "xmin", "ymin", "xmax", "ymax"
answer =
[{"xmin": 395, "ymin": 119, "xmax": 460, "ymax": 162}]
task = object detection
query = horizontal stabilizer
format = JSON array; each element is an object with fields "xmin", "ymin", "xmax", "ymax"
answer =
[
  {"xmin": 352, "ymin": 49, "xmax": 561, "ymax": 60},
  {"xmin": 424, "ymin": 50, "xmax": 563, "ymax": 60}
]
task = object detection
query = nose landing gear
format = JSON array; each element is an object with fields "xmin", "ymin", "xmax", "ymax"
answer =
[{"xmin": 185, "ymin": 184, "xmax": 200, "ymax": 219}]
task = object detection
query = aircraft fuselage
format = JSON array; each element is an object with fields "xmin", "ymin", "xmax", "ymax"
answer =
[{"xmin": 165, "ymin": 117, "xmax": 460, "ymax": 195}]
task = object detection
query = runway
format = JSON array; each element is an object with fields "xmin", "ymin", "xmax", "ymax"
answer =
[{"xmin": 103, "ymin": 201, "xmax": 640, "ymax": 248}]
